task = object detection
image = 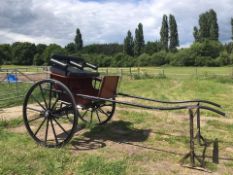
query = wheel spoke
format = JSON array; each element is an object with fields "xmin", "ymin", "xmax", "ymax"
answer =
[
  {"xmin": 27, "ymin": 107, "xmax": 43, "ymax": 113},
  {"xmin": 65, "ymin": 111, "xmax": 74, "ymax": 123},
  {"xmin": 31, "ymin": 94, "xmax": 46, "ymax": 110},
  {"xmin": 48, "ymin": 83, "xmax": 52, "ymax": 109},
  {"xmin": 28, "ymin": 115, "xmax": 43, "ymax": 123},
  {"xmin": 81, "ymin": 110, "xmax": 88, "ymax": 118},
  {"xmin": 50, "ymin": 119, "xmax": 58, "ymax": 144},
  {"xmin": 90, "ymin": 111, "xmax": 93, "ymax": 123},
  {"xmin": 34, "ymin": 118, "xmax": 46, "ymax": 136},
  {"xmin": 95, "ymin": 110, "xmax": 101, "ymax": 123},
  {"xmin": 98, "ymin": 108, "xmax": 109, "ymax": 116},
  {"xmin": 44, "ymin": 119, "xmax": 49, "ymax": 145},
  {"xmin": 51, "ymin": 96, "xmax": 59, "ymax": 110},
  {"xmin": 53, "ymin": 118, "xmax": 69, "ymax": 136},
  {"xmin": 39, "ymin": 84, "xmax": 48, "ymax": 109}
]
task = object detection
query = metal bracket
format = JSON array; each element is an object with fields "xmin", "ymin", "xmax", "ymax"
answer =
[{"xmin": 180, "ymin": 106, "xmax": 219, "ymax": 168}]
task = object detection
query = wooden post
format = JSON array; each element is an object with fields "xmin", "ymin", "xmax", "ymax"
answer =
[
  {"xmin": 137, "ymin": 67, "xmax": 140, "ymax": 77},
  {"xmin": 189, "ymin": 109, "xmax": 195, "ymax": 167},
  {"xmin": 129, "ymin": 67, "xmax": 132, "ymax": 79},
  {"xmin": 231, "ymin": 66, "xmax": 233, "ymax": 79},
  {"xmin": 196, "ymin": 103, "xmax": 201, "ymax": 144},
  {"xmin": 213, "ymin": 139, "xmax": 219, "ymax": 164},
  {"xmin": 106, "ymin": 68, "xmax": 108, "ymax": 75}
]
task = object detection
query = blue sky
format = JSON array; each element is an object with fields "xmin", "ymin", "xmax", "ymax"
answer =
[{"xmin": 0, "ymin": 0, "xmax": 232, "ymax": 47}]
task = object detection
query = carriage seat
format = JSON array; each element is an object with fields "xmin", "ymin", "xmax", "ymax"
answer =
[
  {"xmin": 50, "ymin": 65, "xmax": 99, "ymax": 77},
  {"xmin": 50, "ymin": 55, "xmax": 99, "ymax": 78}
]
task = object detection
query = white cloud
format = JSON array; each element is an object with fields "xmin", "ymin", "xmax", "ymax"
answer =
[{"xmin": 0, "ymin": 0, "xmax": 232, "ymax": 47}]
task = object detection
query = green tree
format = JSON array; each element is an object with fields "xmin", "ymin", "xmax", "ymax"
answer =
[
  {"xmin": 134, "ymin": 23, "xmax": 145, "ymax": 56},
  {"xmin": 123, "ymin": 30, "xmax": 134, "ymax": 56},
  {"xmin": 74, "ymin": 28, "xmax": 83, "ymax": 51},
  {"xmin": 196, "ymin": 9, "xmax": 219, "ymax": 41},
  {"xmin": 231, "ymin": 18, "xmax": 233, "ymax": 40},
  {"xmin": 144, "ymin": 41, "xmax": 162, "ymax": 55},
  {"xmin": 65, "ymin": 42, "xmax": 76, "ymax": 54},
  {"xmin": 34, "ymin": 44, "xmax": 47, "ymax": 65},
  {"xmin": 42, "ymin": 44, "xmax": 65, "ymax": 64},
  {"xmin": 0, "ymin": 49, "xmax": 4, "ymax": 65},
  {"xmin": 81, "ymin": 43, "xmax": 123, "ymax": 55},
  {"xmin": 36, "ymin": 44, "xmax": 47, "ymax": 55},
  {"xmin": 160, "ymin": 15, "xmax": 169, "ymax": 51},
  {"xmin": 169, "ymin": 14, "xmax": 179, "ymax": 51},
  {"xmin": 0, "ymin": 44, "xmax": 12, "ymax": 64},
  {"xmin": 209, "ymin": 9, "xmax": 219, "ymax": 40},
  {"xmin": 33, "ymin": 53, "xmax": 44, "ymax": 65},
  {"xmin": 199, "ymin": 13, "xmax": 209, "ymax": 40},
  {"xmin": 191, "ymin": 40, "xmax": 222, "ymax": 66},
  {"xmin": 11, "ymin": 42, "xmax": 36, "ymax": 65},
  {"xmin": 193, "ymin": 26, "xmax": 200, "ymax": 42}
]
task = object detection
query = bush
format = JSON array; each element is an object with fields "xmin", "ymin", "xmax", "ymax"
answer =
[
  {"xmin": 33, "ymin": 53, "xmax": 44, "ymax": 66},
  {"xmin": 150, "ymin": 51, "xmax": 168, "ymax": 66},
  {"xmin": 169, "ymin": 48, "xmax": 195, "ymax": 66},
  {"xmin": 136, "ymin": 53, "xmax": 151, "ymax": 66},
  {"xmin": 42, "ymin": 44, "xmax": 66, "ymax": 65},
  {"xmin": 215, "ymin": 51, "xmax": 231, "ymax": 66},
  {"xmin": 191, "ymin": 40, "xmax": 223, "ymax": 59},
  {"xmin": 110, "ymin": 53, "xmax": 134, "ymax": 67}
]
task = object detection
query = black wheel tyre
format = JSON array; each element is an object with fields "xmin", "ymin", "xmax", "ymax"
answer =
[
  {"xmin": 79, "ymin": 97, "xmax": 115, "ymax": 125},
  {"xmin": 23, "ymin": 79, "xmax": 78, "ymax": 147}
]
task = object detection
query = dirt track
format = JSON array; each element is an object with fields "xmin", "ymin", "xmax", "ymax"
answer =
[{"xmin": 0, "ymin": 105, "xmax": 23, "ymax": 120}]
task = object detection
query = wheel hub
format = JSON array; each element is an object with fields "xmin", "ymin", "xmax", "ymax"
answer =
[{"xmin": 44, "ymin": 110, "xmax": 51, "ymax": 119}]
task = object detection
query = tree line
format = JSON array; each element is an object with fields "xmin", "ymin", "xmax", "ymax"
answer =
[{"xmin": 0, "ymin": 9, "xmax": 233, "ymax": 67}]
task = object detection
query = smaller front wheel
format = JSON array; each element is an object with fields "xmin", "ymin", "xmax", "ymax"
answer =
[
  {"xmin": 79, "ymin": 98, "xmax": 115, "ymax": 125},
  {"xmin": 23, "ymin": 79, "xmax": 78, "ymax": 147}
]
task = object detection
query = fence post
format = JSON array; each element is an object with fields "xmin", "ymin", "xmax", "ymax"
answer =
[
  {"xmin": 106, "ymin": 68, "xmax": 108, "ymax": 75},
  {"xmin": 195, "ymin": 67, "xmax": 198, "ymax": 78},
  {"xmin": 162, "ymin": 69, "xmax": 165, "ymax": 77},
  {"xmin": 231, "ymin": 66, "xmax": 233, "ymax": 79},
  {"xmin": 129, "ymin": 67, "xmax": 132, "ymax": 79},
  {"xmin": 137, "ymin": 67, "xmax": 140, "ymax": 77}
]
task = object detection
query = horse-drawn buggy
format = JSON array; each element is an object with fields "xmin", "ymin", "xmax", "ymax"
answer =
[{"xmin": 23, "ymin": 55, "xmax": 225, "ymax": 167}]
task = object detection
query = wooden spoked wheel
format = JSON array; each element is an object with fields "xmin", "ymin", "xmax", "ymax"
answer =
[
  {"xmin": 23, "ymin": 79, "xmax": 78, "ymax": 147},
  {"xmin": 79, "ymin": 98, "xmax": 115, "ymax": 125}
]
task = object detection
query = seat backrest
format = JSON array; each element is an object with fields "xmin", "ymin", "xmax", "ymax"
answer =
[{"xmin": 98, "ymin": 76, "xmax": 120, "ymax": 98}]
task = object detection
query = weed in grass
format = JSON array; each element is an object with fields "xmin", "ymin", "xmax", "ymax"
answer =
[
  {"xmin": 118, "ymin": 110, "xmax": 146, "ymax": 124},
  {"xmin": 0, "ymin": 118, "xmax": 23, "ymax": 128},
  {"xmin": 154, "ymin": 134, "xmax": 189, "ymax": 145},
  {"xmin": 77, "ymin": 155, "xmax": 127, "ymax": 175},
  {"xmin": 0, "ymin": 129, "xmax": 75, "ymax": 175},
  {"xmin": 207, "ymin": 120, "xmax": 233, "ymax": 132}
]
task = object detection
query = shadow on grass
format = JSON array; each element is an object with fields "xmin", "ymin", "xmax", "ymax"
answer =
[
  {"xmin": 71, "ymin": 120, "xmax": 150, "ymax": 150},
  {"xmin": 70, "ymin": 121, "xmax": 233, "ymax": 163}
]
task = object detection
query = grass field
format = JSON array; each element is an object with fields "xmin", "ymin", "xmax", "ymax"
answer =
[{"xmin": 0, "ymin": 67, "xmax": 233, "ymax": 174}]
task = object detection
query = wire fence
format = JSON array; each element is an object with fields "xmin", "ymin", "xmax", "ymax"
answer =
[
  {"xmin": 98, "ymin": 67, "xmax": 233, "ymax": 79},
  {"xmin": 0, "ymin": 66, "xmax": 48, "ymax": 73},
  {"xmin": 0, "ymin": 68, "xmax": 49, "ymax": 109}
]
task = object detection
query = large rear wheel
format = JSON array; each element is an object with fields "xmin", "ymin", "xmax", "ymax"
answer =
[{"xmin": 23, "ymin": 79, "xmax": 78, "ymax": 147}]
